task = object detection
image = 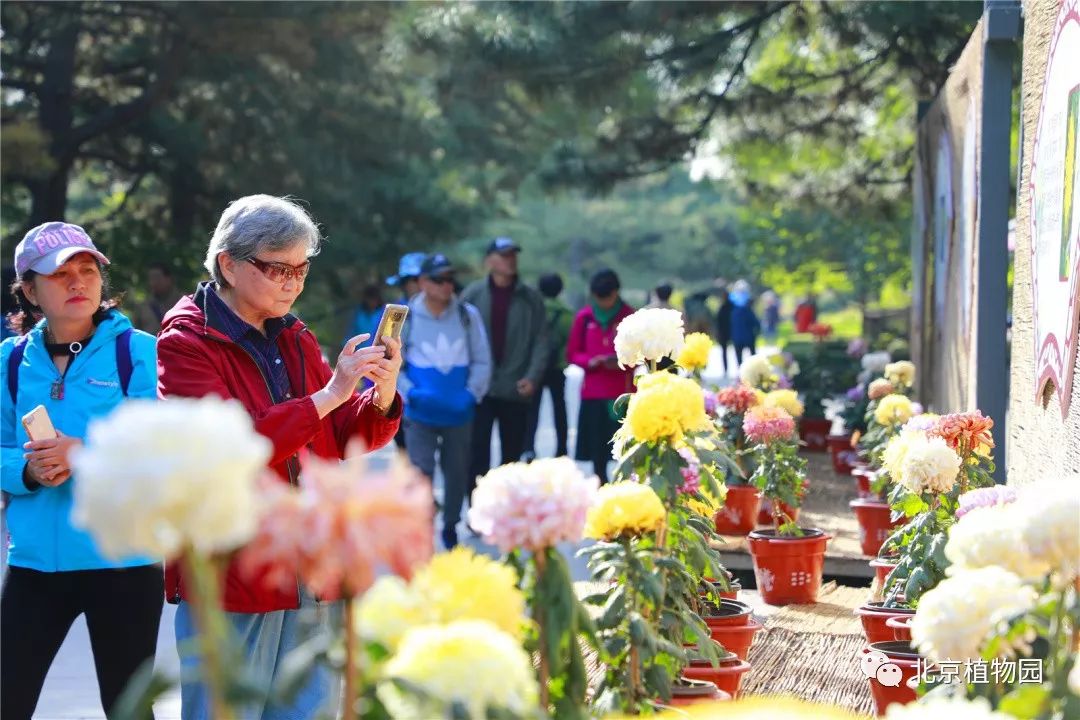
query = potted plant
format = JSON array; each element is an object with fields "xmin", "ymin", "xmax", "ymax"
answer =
[
  {"xmin": 711, "ymin": 383, "xmax": 762, "ymax": 535},
  {"xmin": 742, "ymin": 405, "xmax": 830, "ymax": 605},
  {"xmin": 792, "ymin": 323, "xmax": 836, "ymax": 451}
]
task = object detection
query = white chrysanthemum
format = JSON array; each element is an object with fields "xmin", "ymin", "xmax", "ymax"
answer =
[
  {"xmin": 885, "ymin": 696, "xmax": 1014, "ymax": 720},
  {"xmin": 1069, "ymin": 660, "xmax": 1080, "ymax": 695},
  {"xmin": 882, "ymin": 430, "xmax": 924, "ymax": 483},
  {"xmin": 354, "ymin": 576, "xmax": 427, "ymax": 652},
  {"xmin": 379, "ymin": 620, "xmax": 539, "ymax": 719},
  {"xmin": 945, "ymin": 506, "xmax": 1051, "ymax": 580},
  {"xmin": 613, "ymin": 308, "xmax": 684, "ymax": 368},
  {"xmin": 898, "ymin": 435, "xmax": 961, "ymax": 495},
  {"xmin": 885, "ymin": 360, "xmax": 916, "ymax": 388},
  {"xmin": 72, "ymin": 397, "xmax": 270, "ymax": 558},
  {"xmin": 1015, "ymin": 479, "xmax": 1080, "ymax": 580},
  {"xmin": 911, "ymin": 567, "xmax": 1037, "ymax": 662},
  {"xmin": 861, "ymin": 351, "xmax": 892, "ymax": 374},
  {"xmin": 740, "ymin": 354, "xmax": 774, "ymax": 388}
]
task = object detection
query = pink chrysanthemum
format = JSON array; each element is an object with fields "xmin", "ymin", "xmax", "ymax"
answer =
[
  {"xmin": 956, "ymin": 486, "xmax": 1017, "ymax": 518},
  {"xmin": 468, "ymin": 458, "xmax": 598, "ymax": 553},
  {"xmin": 677, "ymin": 447, "xmax": 701, "ymax": 495},
  {"xmin": 703, "ymin": 389, "xmax": 719, "ymax": 417},
  {"xmin": 716, "ymin": 383, "xmax": 759, "ymax": 414},
  {"xmin": 239, "ymin": 454, "xmax": 434, "ymax": 601},
  {"xmin": 742, "ymin": 406, "xmax": 796, "ymax": 445}
]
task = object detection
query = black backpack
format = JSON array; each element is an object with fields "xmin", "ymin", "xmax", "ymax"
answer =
[{"xmin": 6, "ymin": 330, "xmax": 135, "ymax": 402}]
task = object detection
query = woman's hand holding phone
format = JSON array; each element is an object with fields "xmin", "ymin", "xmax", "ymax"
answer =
[
  {"xmin": 313, "ymin": 333, "xmax": 403, "ymax": 418},
  {"xmin": 23, "ymin": 431, "xmax": 81, "ymax": 487}
]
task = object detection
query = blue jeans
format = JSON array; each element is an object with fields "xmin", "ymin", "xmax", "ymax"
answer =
[
  {"xmin": 404, "ymin": 418, "xmax": 472, "ymax": 537},
  {"xmin": 175, "ymin": 594, "xmax": 341, "ymax": 720}
]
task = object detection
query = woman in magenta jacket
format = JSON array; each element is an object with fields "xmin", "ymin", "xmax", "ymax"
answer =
[{"xmin": 566, "ymin": 268, "xmax": 635, "ymax": 483}]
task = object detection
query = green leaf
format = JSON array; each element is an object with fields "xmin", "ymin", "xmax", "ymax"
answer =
[{"xmin": 998, "ymin": 684, "xmax": 1051, "ymax": 719}]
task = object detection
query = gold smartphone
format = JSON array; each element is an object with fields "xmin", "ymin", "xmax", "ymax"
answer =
[
  {"xmin": 371, "ymin": 304, "xmax": 409, "ymax": 355},
  {"xmin": 21, "ymin": 405, "xmax": 58, "ymax": 442}
]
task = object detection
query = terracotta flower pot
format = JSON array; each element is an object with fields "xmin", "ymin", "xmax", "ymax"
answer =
[
  {"xmin": 667, "ymin": 679, "xmax": 731, "ymax": 707},
  {"xmin": 869, "ymin": 557, "xmax": 899, "ymax": 589},
  {"xmin": 714, "ymin": 485, "xmax": 762, "ymax": 535},
  {"xmin": 702, "ymin": 599, "xmax": 753, "ymax": 629},
  {"xmin": 887, "ymin": 615, "xmax": 913, "ymax": 642},
  {"xmin": 683, "ymin": 656, "xmax": 752, "ymax": 698},
  {"xmin": 862, "ymin": 641, "xmax": 920, "ymax": 715},
  {"xmin": 855, "ymin": 602, "xmax": 916, "ymax": 645},
  {"xmin": 700, "ymin": 576, "xmax": 742, "ymax": 602},
  {"xmin": 850, "ymin": 499, "xmax": 905, "ymax": 557},
  {"xmin": 851, "ymin": 466, "xmax": 880, "ymax": 500},
  {"xmin": 799, "ymin": 417, "xmax": 832, "ymax": 451},
  {"xmin": 827, "ymin": 433, "xmax": 856, "ymax": 473},
  {"xmin": 756, "ymin": 498, "xmax": 801, "ymax": 526},
  {"xmin": 747, "ymin": 528, "xmax": 830, "ymax": 605},
  {"xmin": 707, "ymin": 619, "xmax": 763, "ymax": 660}
]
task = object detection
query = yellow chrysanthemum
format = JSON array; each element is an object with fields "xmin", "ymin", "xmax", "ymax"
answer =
[
  {"xmin": 763, "ymin": 389, "xmax": 804, "ymax": 418},
  {"xmin": 354, "ymin": 575, "xmax": 427, "ymax": 652},
  {"xmin": 584, "ymin": 482, "xmax": 666, "ymax": 540},
  {"xmin": 874, "ymin": 394, "xmax": 914, "ymax": 426},
  {"xmin": 626, "ymin": 372, "xmax": 709, "ymax": 444},
  {"xmin": 882, "ymin": 429, "xmax": 924, "ymax": 482},
  {"xmin": 604, "ymin": 696, "xmax": 863, "ymax": 719},
  {"xmin": 411, "ymin": 548, "xmax": 526, "ymax": 639},
  {"xmin": 885, "ymin": 360, "xmax": 916, "ymax": 388},
  {"xmin": 685, "ymin": 483, "xmax": 727, "ymax": 517},
  {"xmin": 379, "ymin": 620, "xmax": 538, "ymax": 720},
  {"xmin": 676, "ymin": 332, "xmax": 713, "ymax": 371}
]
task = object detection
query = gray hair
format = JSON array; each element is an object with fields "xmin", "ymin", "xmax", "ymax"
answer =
[{"xmin": 204, "ymin": 195, "xmax": 322, "ymax": 286}]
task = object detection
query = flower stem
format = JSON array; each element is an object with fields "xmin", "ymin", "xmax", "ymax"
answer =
[
  {"xmin": 622, "ymin": 537, "xmax": 642, "ymax": 713},
  {"xmin": 344, "ymin": 597, "xmax": 358, "ymax": 720},
  {"xmin": 183, "ymin": 550, "xmax": 234, "ymax": 720},
  {"xmin": 534, "ymin": 549, "xmax": 551, "ymax": 712}
]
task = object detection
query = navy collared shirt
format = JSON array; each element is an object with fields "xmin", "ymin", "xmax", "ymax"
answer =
[{"xmin": 204, "ymin": 285, "xmax": 293, "ymax": 404}]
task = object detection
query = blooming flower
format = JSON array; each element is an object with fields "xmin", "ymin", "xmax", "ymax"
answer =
[
  {"xmin": 703, "ymin": 389, "xmax": 719, "ymax": 416},
  {"xmin": 847, "ymin": 338, "xmax": 868, "ymax": 358},
  {"xmin": 614, "ymin": 308, "xmax": 685, "ymax": 368},
  {"xmin": 861, "ymin": 351, "xmax": 892, "ymax": 374},
  {"xmin": 379, "ymin": 620, "xmax": 539, "ymax": 720},
  {"xmin": 236, "ymin": 455, "xmax": 434, "ymax": 600},
  {"xmin": 945, "ymin": 505, "xmax": 1051, "ymax": 580},
  {"xmin": 740, "ymin": 354, "xmax": 775, "ymax": 389},
  {"xmin": 411, "ymin": 548, "xmax": 527, "ymax": 639},
  {"xmin": 881, "ymin": 430, "xmax": 924, "ymax": 483},
  {"xmin": 467, "ymin": 457, "xmax": 598, "ymax": 553},
  {"xmin": 873, "ymin": 394, "xmax": 914, "ymax": 426},
  {"xmin": 763, "ymin": 389, "xmax": 804, "ymax": 418},
  {"xmin": 897, "ymin": 434, "xmax": 961, "ymax": 495},
  {"xmin": 911, "ymin": 567, "xmax": 1037, "ymax": 662},
  {"xmin": 884, "ymin": 696, "xmax": 1015, "ymax": 720},
  {"xmin": 354, "ymin": 575, "xmax": 427, "ymax": 651},
  {"xmin": 72, "ymin": 397, "xmax": 270, "ymax": 558},
  {"xmin": 717, "ymin": 386, "xmax": 760, "ymax": 414},
  {"xmin": 931, "ymin": 411, "xmax": 995, "ymax": 455},
  {"xmin": 584, "ymin": 482, "xmax": 666, "ymax": 540},
  {"xmin": 884, "ymin": 360, "xmax": 916, "ymax": 388},
  {"xmin": 867, "ymin": 379, "xmax": 895, "ymax": 401},
  {"xmin": 845, "ymin": 385, "xmax": 865, "ymax": 402},
  {"xmin": 956, "ymin": 486, "xmax": 1017, "ymax": 518},
  {"xmin": 1015, "ymin": 479, "xmax": 1080, "ymax": 580},
  {"xmin": 625, "ymin": 371, "xmax": 710, "ymax": 444},
  {"xmin": 901, "ymin": 413, "xmax": 939, "ymax": 434},
  {"xmin": 685, "ymin": 482, "xmax": 727, "ymax": 518},
  {"xmin": 676, "ymin": 447, "xmax": 701, "ymax": 495},
  {"xmin": 809, "ymin": 322, "xmax": 832, "ymax": 339},
  {"xmin": 676, "ymin": 332, "xmax": 713, "ymax": 371},
  {"xmin": 742, "ymin": 405, "xmax": 796, "ymax": 445}
]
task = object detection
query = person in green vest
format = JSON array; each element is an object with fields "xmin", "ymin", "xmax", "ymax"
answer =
[{"xmin": 522, "ymin": 273, "xmax": 573, "ymax": 461}]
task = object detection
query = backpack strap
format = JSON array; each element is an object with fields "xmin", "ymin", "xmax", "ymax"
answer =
[
  {"xmin": 7, "ymin": 336, "xmax": 30, "ymax": 403},
  {"xmin": 115, "ymin": 328, "xmax": 134, "ymax": 397}
]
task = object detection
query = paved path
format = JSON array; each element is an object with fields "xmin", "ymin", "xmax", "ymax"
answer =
[{"xmin": 23, "ymin": 344, "xmax": 752, "ymax": 719}]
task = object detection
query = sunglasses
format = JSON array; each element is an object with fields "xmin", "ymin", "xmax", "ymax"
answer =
[
  {"xmin": 428, "ymin": 274, "xmax": 455, "ymax": 286},
  {"xmin": 247, "ymin": 257, "xmax": 311, "ymax": 284}
]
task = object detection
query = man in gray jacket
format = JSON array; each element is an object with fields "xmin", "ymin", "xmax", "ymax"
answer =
[
  {"xmin": 400, "ymin": 254, "xmax": 491, "ymax": 548},
  {"xmin": 461, "ymin": 237, "xmax": 549, "ymax": 492}
]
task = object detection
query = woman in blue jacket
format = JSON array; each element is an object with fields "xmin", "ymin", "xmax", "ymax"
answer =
[{"xmin": 1, "ymin": 223, "xmax": 162, "ymax": 720}]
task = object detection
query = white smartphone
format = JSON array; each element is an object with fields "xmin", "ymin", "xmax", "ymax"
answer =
[
  {"xmin": 371, "ymin": 304, "xmax": 409, "ymax": 355},
  {"xmin": 21, "ymin": 405, "xmax": 58, "ymax": 442}
]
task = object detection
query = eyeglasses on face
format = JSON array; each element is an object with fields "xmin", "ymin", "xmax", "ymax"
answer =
[
  {"xmin": 247, "ymin": 257, "xmax": 311, "ymax": 284},
  {"xmin": 428, "ymin": 275, "xmax": 455, "ymax": 286}
]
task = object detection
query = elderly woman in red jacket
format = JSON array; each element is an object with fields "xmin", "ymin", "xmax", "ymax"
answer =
[{"xmin": 157, "ymin": 195, "xmax": 402, "ymax": 720}]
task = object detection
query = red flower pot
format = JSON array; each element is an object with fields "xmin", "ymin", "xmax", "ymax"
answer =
[
  {"xmin": 702, "ymin": 599, "xmax": 752, "ymax": 629},
  {"xmin": 855, "ymin": 602, "xmax": 916, "ymax": 645},
  {"xmin": 708, "ymin": 619, "xmax": 763, "ymax": 660},
  {"xmin": 862, "ymin": 641, "xmax": 920, "ymax": 715},
  {"xmin": 701, "ymin": 576, "xmax": 742, "ymax": 601},
  {"xmin": 887, "ymin": 615, "xmax": 913, "ymax": 642},
  {"xmin": 869, "ymin": 557, "xmax": 899, "ymax": 588},
  {"xmin": 851, "ymin": 466, "xmax": 883, "ymax": 500},
  {"xmin": 827, "ymin": 433, "xmax": 856, "ymax": 473},
  {"xmin": 747, "ymin": 529, "xmax": 830, "ymax": 605},
  {"xmin": 850, "ymin": 499, "xmax": 905, "ymax": 557},
  {"xmin": 667, "ymin": 680, "xmax": 731, "ymax": 707},
  {"xmin": 799, "ymin": 417, "xmax": 832, "ymax": 451},
  {"xmin": 757, "ymin": 498, "xmax": 801, "ymax": 526},
  {"xmin": 683, "ymin": 657, "xmax": 752, "ymax": 698},
  {"xmin": 714, "ymin": 485, "xmax": 762, "ymax": 535}
]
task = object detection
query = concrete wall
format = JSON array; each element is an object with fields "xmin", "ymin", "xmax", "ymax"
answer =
[{"xmin": 1007, "ymin": 0, "xmax": 1080, "ymax": 485}]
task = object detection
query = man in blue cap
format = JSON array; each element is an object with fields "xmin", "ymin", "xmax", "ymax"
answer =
[
  {"xmin": 386, "ymin": 252, "xmax": 426, "ymax": 305},
  {"xmin": 461, "ymin": 238, "xmax": 548, "ymax": 491}
]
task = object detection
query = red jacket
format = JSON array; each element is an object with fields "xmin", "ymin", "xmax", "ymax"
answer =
[
  {"xmin": 567, "ymin": 303, "xmax": 636, "ymax": 400},
  {"xmin": 157, "ymin": 284, "xmax": 402, "ymax": 613}
]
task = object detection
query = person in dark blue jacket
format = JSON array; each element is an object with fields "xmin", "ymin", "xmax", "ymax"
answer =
[
  {"xmin": 1, "ymin": 223, "xmax": 162, "ymax": 720},
  {"xmin": 728, "ymin": 280, "xmax": 761, "ymax": 368}
]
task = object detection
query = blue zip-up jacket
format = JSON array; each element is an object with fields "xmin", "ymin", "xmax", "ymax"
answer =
[
  {"xmin": 398, "ymin": 294, "xmax": 492, "ymax": 427},
  {"xmin": 0, "ymin": 310, "xmax": 158, "ymax": 571}
]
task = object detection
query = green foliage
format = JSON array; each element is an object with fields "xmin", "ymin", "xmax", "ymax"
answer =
[{"xmin": 746, "ymin": 439, "xmax": 807, "ymax": 534}]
